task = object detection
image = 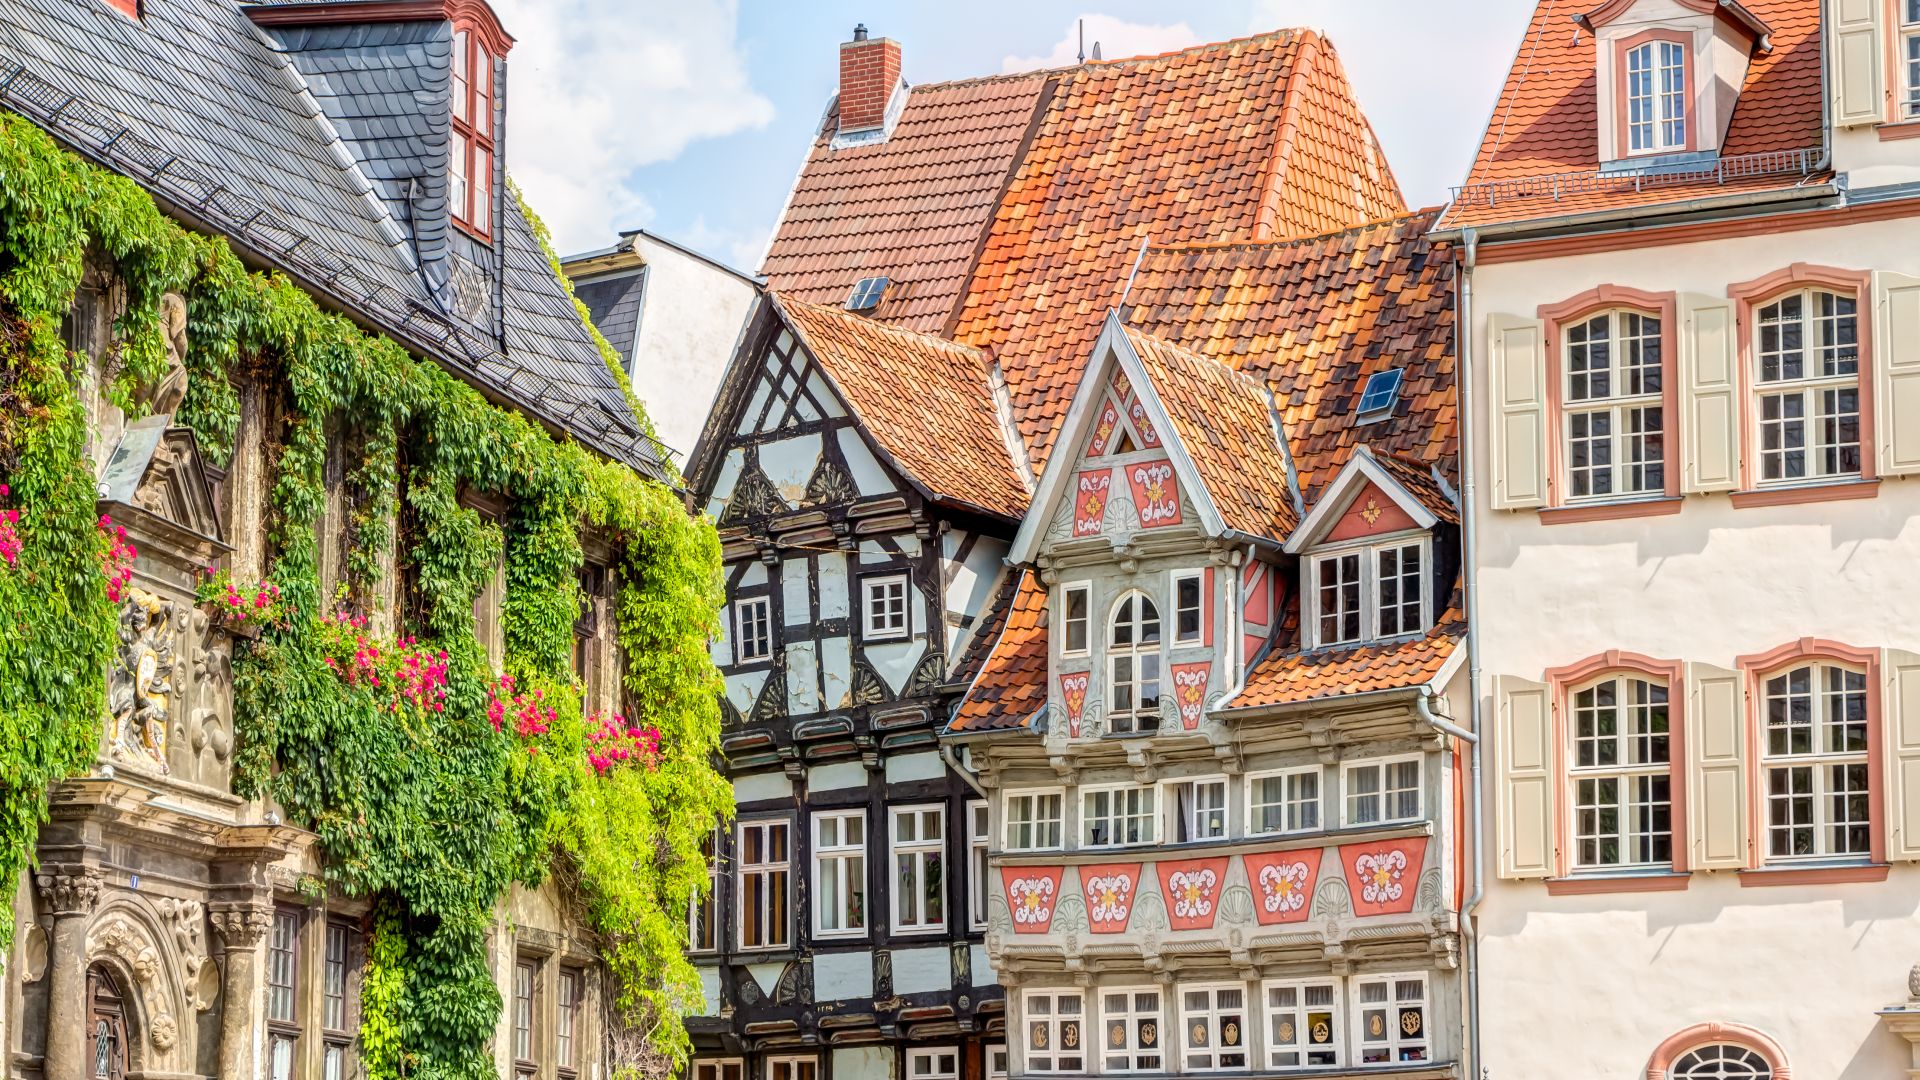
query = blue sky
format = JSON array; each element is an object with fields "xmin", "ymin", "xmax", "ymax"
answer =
[{"xmin": 499, "ymin": 0, "xmax": 1538, "ymax": 267}]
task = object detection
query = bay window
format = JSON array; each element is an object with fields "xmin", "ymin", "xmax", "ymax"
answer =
[
  {"xmin": 1082, "ymin": 784, "xmax": 1156, "ymax": 848},
  {"xmin": 1762, "ymin": 663, "xmax": 1871, "ymax": 860},
  {"xmin": 1100, "ymin": 987, "xmax": 1164, "ymax": 1073},
  {"xmin": 1753, "ymin": 289, "xmax": 1860, "ymax": 484},
  {"xmin": 1108, "ymin": 592, "xmax": 1162, "ymax": 732},
  {"xmin": 1570, "ymin": 674, "xmax": 1673, "ymax": 869},
  {"xmin": 890, "ymin": 805, "xmax": 946, "ymax": 933},
  {"xmin": 1023, "ymin": 990, "xmax": 1085, "ymax": 1073},
  {"xmin": 1624, "ymin": 37, "xmax": 1687, "ymax": 154},
  {"xmin": 812, "ymin": 810, "xmax": 866, "ymax": 938},
  {"xmin": 1563, "ymin": 309, "xmax": 1664, "ymax": 500}
]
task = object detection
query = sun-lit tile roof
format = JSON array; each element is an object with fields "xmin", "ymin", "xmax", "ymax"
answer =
[
  {"xmin": 1122, "ymin": 210, "xmax": 1455, "ymax": 506},
  {"xmin": 1439, "ymin": 0, "xmax": 1826, "ymax": 231},
  {"xmin": 1232, "ymin": 607, "xmax": 1464, "ymax": 710},
  {"xmin": 760, "ymin": 73, "xmax": 1051, "ymax": 334},
  {"xmin": 948, "ymin": 569, "xmax": 1048, "ymax": 733},
  {"xmin": 774, "ymin": 294, "xmax": 1029, "ymax": 519},
  {"xmin": 1121, "ymin": 326, "xmax": 1297, "ymax": 542},
  {"xmin": 1375, "ymin": 449, "xmax": 1459, "ymax": 525}
]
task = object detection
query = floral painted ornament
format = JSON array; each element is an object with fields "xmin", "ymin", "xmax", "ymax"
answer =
[
  {"xmin": 1088, "ymin": 398, "xmax": 1123, "ymax": 457},
  {"xmin": 1073, "ymin": 469, "xmax": 1113, "ymax": 537},
  {"xmin": 1078, "ymin": 863, "xmax": 1140, "ymax": 933},
  {"xmin": 1242, "ymin": 848, "xmax": 1323, "ymax": 925},
  {"xmin": 1339, "ymin": 837, "xmax": 1428, "ymax": 917},
  {"xmin": 1169, "ymin": 661, "xmax": 1210, "ymax": 730},
  {"xmin": 1001, "ymin": 867, "xmax": 1064, "ymax": 933},
  {"xmin": 1059, "ymin": 672, "xmax": 1090, "ymax": 737},
  {"xmin": 1155, "ymin": 856, "xmax": 1231, "ymax": 931},
  {"xmin": 1125, "ymin": 457, "xmax": 1182, "ymax": 527}
]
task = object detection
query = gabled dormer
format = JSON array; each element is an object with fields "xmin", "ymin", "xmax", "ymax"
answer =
[{"xmin": 1578, "ymin": 0, "xmax": 1771, "ymax": 166}]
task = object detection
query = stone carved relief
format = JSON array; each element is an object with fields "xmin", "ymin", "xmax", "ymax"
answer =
[
  {"xmin": 1416, "ymin": 868, "xmax": 1444, "ymax": 912},
  {"xmin": 159, "ymin": 897, "xmax": 208, "ymax": 986},
  {"xmin": 903, "ymin": 650, "xmax": 946, "ymax": 699},
  {"xmin": 89, "ymin": 910, "xmax": 187, "ymax": 1062},
  {"xmin": 92, "ymin": 917, "xmax": 161, "ymax": 984},
  {"xmin": 802, "ymin": 457, "xmax": 857, "ymax": 506},
  {"xmin": 1313, "ymin": 874, "xmax": 1353, "ymax": 922},
  {"xmin": 34, "ymin": 867, "xmax": 103, "ymax": 916},
  {"xmin": 849, "ymin": 659, "xmax": 888, "ymax": 706},
  {"xmin": 184, "ymin": 606, "xmax": 235, "ymax": 788},
  {"xmin": 1219, "ymin": 884, "xmax": 1255, "ymax": 924},
  {"xmin": 20, "ymin": 924, "xmax": 48, "ymax": 982},
  {"xmin": 1132, "ymin": 889, "xmax": 1168, "ymax": 933},
  {"xmin": 1051, "ymin": 895, "xmax": 1088, "ymax": 936},
  {"xmin": 773, "ymin": 961, "xmax": 803, "ymax": 1005},
  {"xmin": 209, "ymin": 904, "xmax": 271, "ymax": 948},
  {"xmin": 872, "ymin": 950, "xmax": 893, "ymax": 998},
  {"xmin": 108, "ymin": 586, "xmax": 183, "ymax": 774}
]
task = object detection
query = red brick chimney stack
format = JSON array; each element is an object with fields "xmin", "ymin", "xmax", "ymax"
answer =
[{"xmin": 838, "ymin": 23, "xmax": 901, "ymax": 134}]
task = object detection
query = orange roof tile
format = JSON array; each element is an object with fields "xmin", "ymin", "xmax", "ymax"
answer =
[
  {"xmin": 1122, "ymin": 211, "xmax": 1455, "ymax": 505},
  {"xmin": 1440, "ymin": 0, "xmax": 1825, "ymax": 230},
  {"xmin": 949, "ymin": 569, "xmax": 1048, "ymax": 733},
  {"xmin": 1375, "ymin": 450, "xmax": 1459, "ymax": 525},
  {"xmin": 1121, "ymin": 326, "xmax": 1298, "ymax": 541},
  {"xmin": 760, "ymin": 73, "xmax": 1050, "ymax": 334},
  {"xmin": 949, "ymin": 30, "xmax": 1406, "ymax": 475},
  {"xmin": 775, "ymin": 294, "xmax": 1029, "ymax": 519},
  {"xmin": 1232, "ymin": 608, "xmax": 1464, "ymax": 710}
]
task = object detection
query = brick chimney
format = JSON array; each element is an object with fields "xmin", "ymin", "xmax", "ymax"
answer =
[{"xmin": 838, "ymin": 24, "xmax": 901, "ymax": 135}]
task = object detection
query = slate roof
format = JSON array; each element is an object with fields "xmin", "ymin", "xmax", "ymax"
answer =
[
  {"xmin": 1232, "ymin": 606, "xmax": 1464, "ymax": 710},
  {"xmin": 1120, "ymin": 326, "xmax": 1297, "ymax": 542},
  {"xmin": 574, "ymin": 270, "xmax": 646, "ymax": 373},
  {"xmin": 774, "ymin": 294, "xmax": 1029, "ymax": 520},
  {"xmin": 0, "ymin": 0, "xmax": 662, "ymax": 477},
  {"xmin": 1122, "ymin": 210, "xmax": 1456, "ymax": 506},
  {"xmin": 1439, "ymin": 0, "xmax": 1827, "ymax": 230},
  {"xmin": 948, "ymin": 569, "xmax": 1047, "ymax": 733}
]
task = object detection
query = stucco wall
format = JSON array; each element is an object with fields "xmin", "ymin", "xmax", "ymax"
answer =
[{"xmin": 625, "ymin": 235, "xmax": 756, "ymax": 461}]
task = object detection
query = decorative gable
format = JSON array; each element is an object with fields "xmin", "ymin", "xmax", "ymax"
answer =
[
  {"xmin": 97, "ymin": 417, "xmax": 225, "ymax": 553},
  {"xmin": 1285, "ymin": 446, "xmax": 1442, "ymax": 555},
  {"xmin": 1323, "ymin": 479, "xmax": 1421, "ymax": 544},
  {"xmin": 1579, "ymin": 0, "xmax": 1770, "ymax": 164}
]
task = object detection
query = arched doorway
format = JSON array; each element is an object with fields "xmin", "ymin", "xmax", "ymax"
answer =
[{"xmin": 87, "ymin": 965, "xmax": 128, "ymax": 1080}]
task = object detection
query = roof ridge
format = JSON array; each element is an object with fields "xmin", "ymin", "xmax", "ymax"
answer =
[
  {"xmin": 1122, "ymin": 323, "xmax": 1268, "ymax": 398},
  {"xmin": 774, "ymin": 292, "xmax": 987, "ymax": 358},
  {"xmin": 1142, "ymin": 207, "xmax": 1440, "ymax": 257},
  {"xmin": 915, "ymin": 25, "xmax": 1313, "ymax": 90}
]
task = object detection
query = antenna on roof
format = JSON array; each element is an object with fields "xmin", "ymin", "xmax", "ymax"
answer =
[
  {"xmin": 1119, "ymin": 233, "xmax": 1151, "ymax": 309},
  {"xmin": 1077, "ymin": 19, "xmax": 1085, "ymax": 63}
]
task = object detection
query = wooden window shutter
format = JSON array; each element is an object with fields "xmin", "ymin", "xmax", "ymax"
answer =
[
  {"xmin": 1494, "ymin": 674, "xmax": 1554, "ymax": 879},
  {"xmin": 1488, "ymin": 314, "xmax": 1549, "ymax": 510},
  {"xmin": 1831, "ymin": 0, "xmax": 1885, "ymax": 127},
  {"xmin": 1680, "ymin": 293, "xmax": 1741, "ymax": 493},
  {"xmin": 1685, "ymin": 662, "xmax": 1748, "ymax": 871},
  {"xmin": 1884, "ymin": 649, "xmax": 1920, "ymax": 860},
  {"xmin": 1875, "ymin": 272, "xmax": 1920, "ymax": 476}
]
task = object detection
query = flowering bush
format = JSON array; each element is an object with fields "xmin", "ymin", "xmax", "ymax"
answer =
[
  {"xmin": 487, "ymin": 674, "xmax": 557, "ymax": 746},
  {"xmin": 98, "ymin": 514, "xmax": 136, "ymax": 601},
  {"xmin": 0, "ymin": 485, "xmax": 20, "ymax": 567},
  {"xmin": 585, "ymin": 711, "xmax": 662, "ymax": 776},
  {"xmin": 194, "ymin": 568, "xmax": 286, "ymax": 629},
  {"xmin": 314, "ymin": 612, "xmax": 449, "ymax": 714}
]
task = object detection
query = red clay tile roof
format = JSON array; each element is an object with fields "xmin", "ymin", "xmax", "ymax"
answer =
[
  {"xmin": 1375, "ymin": 450, "xmax": 1459, "ymax": 525},
  {"xmin": 949, "ymin": 569, "xmax": 1048, "ymax": 733},
  {"xmin": 1232, "ymin": 607, "xmax": 1464, "ymax": 710},
  {"xmin": 775, "ymin": 294, "xmax": 1029, "ymax": 519},
  {"xmin": 1440, "ymin": 0, "xmax": 1826, "ymax": 230},
  {"xmin": 1121, "ymin": 210, "xmax": 1455, "ymax": 506},
  {"xmin": 760, "ymin": 73, "xmax": 1051, "ymax": 334},
  {"xmin": 949, "ymin": 30, "xmax": 1406, "ymax": 475},
  {"xmin": 1121, "ymin": 326, "xmax": 1298, "ymax": 541}
]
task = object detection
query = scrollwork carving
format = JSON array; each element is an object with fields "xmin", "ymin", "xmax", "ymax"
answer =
[
  {"xmin": 90, "ymin": 916, "xmax": 161, "ymax": 984},
  {"xmin": 108, "ymin": 587, "xmax": 181, "ymax": 774},
  {"xmin": 34, "ymin": 867, "xmax": 103, "ymax": 917}
]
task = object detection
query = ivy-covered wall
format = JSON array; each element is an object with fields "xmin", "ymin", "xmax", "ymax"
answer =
[{"xmin": 0, "ymin": 110, "xmax": 731, "ymax": 1075}]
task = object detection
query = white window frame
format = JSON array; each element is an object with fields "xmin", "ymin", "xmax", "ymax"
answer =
[
  {"xmin": 861, "ymin": 573, "xmax": 910, "ymax": 640},
  {"xmin": 1081, "ymin": 783, "xmax": 1158, "ymax": 848},
  {"xmin": 905, "ymin": 1047, "xmax": 959, "ymax": 1080},
  {"xmin": 1341, "ymin": 755, "xmax": 1423, "ymax": 828},
  {"xmin": 1248, "ymin": 766, "xmax": 1322, "ymax": 836},
  {"xmin": 1350, "ymin": 973, "xmax": 1430, "ymax": 1065},
  {"xmin": 1170, "ymin": 569, "xmax": 1205, "ymax": 646},
  {"xmin": 1752, "ymin": 287, "xmax": 1863, "ymax": 486},
  {"xmin": 1003, "ymin": 788, "xmax": 1065, "ymax": 852},
  {"xmin": 733, "ymin": 596, "xmax": 772, "ymax": 664},
  {"xmin": 1163, "ymin": 776, "xmax": 1229, "ymax": 843},
  {"xmin": 1107, "ymin": 590, "xmax": 1163, "ymax": 734},
  {"xmin": 1097, "ymin": 985, "xmax": 1165, "ymax": 1073},
  {"xmin": 1568, "ymin": 674, "xmax": 1674, "ymax": 870},
  {"xmin": 692, "ymin": 1061, "xmax": 744, "ymax": 1080},
  {"xmin": 1759, "ymin": 661, "xmax": 1872, "ymax": 862},
  {"xmin": 764, "ymin": 1057, "xmax": 818, "ymax": 1080},
  {"xmin": 1060, "ymin": 581, "xmax": 1092, "ymax": 657},
  {"xmin": 1623, "ymin": 38, "xmax": 1687, "ymax": 154},
  {"xmin": 735, "ymin": 819, "xmax": 791, "ymax": 952},
  {"xmin": 810, "ymin": 809, "xmax": 866, "ymax": 939},
  {"xmin": 1306, "ymin": 535, "xmax": 1430, "ymax": 648},
  {"xmin": 1178, "ymin": 982, "xmax": 1251, "ymax": 1072},
  {"xmin": 1561, "ymin": 308, "xmax": 1666, "ymax": 502},
  {"xmin": 968, "ymin": 799, "xmax": 991, "ymax": 930},
  {"xmin": 1904, "ymin": 0, "xmax": 1920, "ymax": 120},
  {"xmin": 986, "ymin": 1044, "xmax": 1009, "ymax": 1080},
  {"xmin": 1022, "ymin": 989, "xmax": 1086, "ymax": 1073},
  {"xmin": 1263, "ymin": 978, "xmax": 1343, "ymax": 1070},
  {"xmin": 889, "ymin": 804, "xmax": 947, "ymax": 934}
]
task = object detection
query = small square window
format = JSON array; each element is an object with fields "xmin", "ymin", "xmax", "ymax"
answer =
[
  {"xmin": 1004, "ymin": 789, "xmax": 1064, "ymax": 851},
  {"xmin": 847, "ymin": 276, "xmax": 889, "ymax": 312},
  {"xmin": 1249, "ymin": 766, "xmax": 1321, "ymax": 835},
  {"xmin": 1165, "ymin": 778, "xmax": 1228, "ymax": 842},
  {"xmin": 1172, "ymin": 570, "xmax": 1204, "ymax": 645},
  {"xmin": 1353, "ymin": 974, "xmax": 1429, "ymax": 1063},
  {"xmin": 1357, "ymin": 368, "xmax": 1403, "ymax": 419},
  {"xmin": 862, "ymin": 574, "xmax": 910, "ymax": 639},
  {"xmin": 734, "ymin": 596, "xmax": 772, "ymax": 663},
  {"xmin": 1061, "ymin": 583, "xmax": 1091, "ymax": 655},
  {"xmin": 906, "ymin": 1048, "xmax": 959, "ymax": 1080}
]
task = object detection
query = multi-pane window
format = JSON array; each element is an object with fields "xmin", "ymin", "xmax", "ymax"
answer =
[
  {"xmin": 1108, "ymin": 593, "xmax": 1163, "ymax": 733},
  {"xmin": 1570, "ymin": 675, "xmax": 1673, "ymax": 868},
  {"xmin": 891, "ymin": 805, "xmax": 946, "ymax": 933},
  {"xmin": 862, "ymin": 574, "xmax": 909, "ymax": 639},
  {"xmin": 1172, "ymin": 570, "xmax": 1204, "ymax": 645},
  {"xmin": 1024, "ymin": 990, "xmax": 1086, "ymax": 1073},
  {"xmin": 1005, "ymin": 790, "xmax": 1064, "ymax": 851},
  {"xmin": 1374, "ymin": 542, "xmax": 1423, "ymax": 637},
  {"xmin": 1903, "ymin": 0, "xmax": 1920, "ymax": 119},
  {"xmin": 1061, "ymin": 583, "xmax": 1091, "ymax": 655},
  {"xmin": 968, "ymin": 800, "xmax": 991, "ymax": 930},
  {"xmin": 1265, "ymin": 980, "xmax": 1342, "ymax": 1069},
  {"xmin": 1100, "ymin": 987, "xmax": 1165, "ymax": 1073},
  {"xmin": 986, "ymin": 1044, "xmax": 1010, "ymax": 1080},
  {"xmin": 812, "ymin": 810, "xmax": 866, "ymax": 938},
  {"xmin": 1353, "ymin": 975, "xmax": 1429, "ymax": 1063},
  {"xmin": 513, "ymin": 958, "xmax": 538, "ymax": 1079},
  {"xmin": 1563, "ymin": 310, "xmax": 1665, "ymax": 500},
  {"xmin": 1343, "ymin": 758, "xmax": 1422, "ymax": 827},
  {"xmin": 1625, "ymin": 38, "xmax": 1687, "ymax": 153},
  {"xmin": 268, "ymin": 907, "xmax": 300, "ymax": 1080},
  {"xmin": 693, "ymin": 1062, "xmax": 745, "ymax": 1080},
  {"xmin": 1754, "ymin": 289, "xmax": 1861, "ymax": 483},
  {"xmin": 765, "ymin": 1058, "xmax": 817, "ymax": 1080},
  {"xmin": 1311, "ymin": 539, "xmax": 1427, "ymax": 647},
  {"xmin": 450, "ymin": 29, "xmax": 495, "ymax": 235},
  {"xmin": 1180, "ymin": 984, "xmax": 1249, "ymax": 1070},
  {"xmin": 1249, "ymin": 767, "xmax": 1321, "ymax": 835},
  {"xmin": 1314, "ymin": 551, "xmax": 1362, "ymax": 645},
  {"xmin": 1762, "ymin": 663, "xmax": 1871, "ymax": 860},
  {"xmin": 1670, "ymin": 1045, "xmax": 1775, "ymax": 1078},
  {"xmin": 690, "ymin": 829, "xmax": 720, "ymax": 952},
  {"xmin": 1083, "ymin": 785, "xmax": 1157, "ymax": 847},
  {"xmin": 323, "ymin": 921, "xmax": 356, "ymax": 1080},
  {"xmin": 557, "ymin": 969, "xmax": 582, "ymax": 1074},
  {"xmin": 1166, "ymin": 778, "xmax": 1228, "ymax": 842},
  {"xmin": 906, "ymin": 1048, "xmax": 959, "ymax": 1080},
  {"xmin": 734, "ymin": 596, "xmax": 772, "ymax": 663},
  {"xmin": 738, "ymin": 820, "xmax": 791, "ymax": 949}
]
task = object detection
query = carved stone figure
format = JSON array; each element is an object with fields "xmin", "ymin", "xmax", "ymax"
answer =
[
  {"xmin": 139, "ymin": 292, "xmax": 190, "ymax": 417},
  {"xmin": 108, "ymin": 587, "xmax": 177, "ymax": 774}
]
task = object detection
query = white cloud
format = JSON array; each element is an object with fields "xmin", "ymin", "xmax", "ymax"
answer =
[
  {"xmin": 1000, "ymin": 13, "xmax": 1200, "ymax": 73},
  {"xmin": 491, "ymin": 0, "xmax": 776, "ymax": 253}
]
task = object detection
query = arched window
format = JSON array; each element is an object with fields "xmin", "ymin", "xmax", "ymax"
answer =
[
  {"xmin": 1647, "ymin": 1021, "xmax": 1789, "ymax": 1080},
  {"xmin": 1107, "ymin": 593, "xmax": 1161, "ymax": 734},
  {"xmin": 1624, "ymin": 37, "xmax": 1688, "ymax": 154},
  {"xmin": 1562, "ymin": 308, "xmax": 1665, "ymax": 500},
  {"xmin": 1668, "ymin": 1043, "xmax": 1773, "ymax": 1078},
  {"xmin": 1759, "ymin": 659, "xmax": 1870, "ymax": 860},
  {"xmin": 1569, "ymin": 671, "xmax": 1673, "ymax": 868},
  {"xmin": 1752, "ymin": 287, "xmax": 1860, "ymax": 483}
]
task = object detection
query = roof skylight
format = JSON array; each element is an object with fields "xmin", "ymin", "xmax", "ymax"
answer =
[
  {"xmin": 847, "ymin": 276, "xmax": 889, "ymax": 312},
  {"xmin": 1356, "ymin": 368, "xmax": 1402, "ymax": 419}
]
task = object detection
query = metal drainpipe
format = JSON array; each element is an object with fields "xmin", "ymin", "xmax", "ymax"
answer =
[{"xmin": 1456, "ymin": 226, "xmax": 1487, "ymax": 1078}]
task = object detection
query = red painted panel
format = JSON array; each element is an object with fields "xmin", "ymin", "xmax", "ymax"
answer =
[
  {"xmin": 1324, "ymin": 480, "xmax": 1420, "ymax": 543},
  {"xmin": 1169, "ymin": 661, "xmax": 1211, "ymax": 730},
  {"xmin": 1242, "ymin": 562, "xmax": 1271, "ymax": 624},
  {"xmin": 1155, "ymin": 856, "xmax": 1232, "ymax": 931},
  {"xmin": 1339, "ymin": 836, "xmax": 1429, "ymax": 917},
  {"xmin": 1088, "ymin": 398, "xmax": 1122, "ymax": 457},
  {"xmin": 1127, "ymin": 397, "xmax": 1162, "ymax": 448},
  {"xmin": 1244, "ymin": 848, "xmax": 1324, "ymax": 925},
  {"xmin": 1073, "ymin": 469, "xmax": 1113, "ymax": 537},
  {"xmin": 1002, "ymin": 867, "xmax": 1064, "ymax": 933},
  {"xmin": 1123, "ymin": 458, "xmax": 1182, "ymax": 528},
  {"xmin": 1079, "ymin": 863, "xmax": 1142, "ymax": 933},
  {"xmin": 1059, "ymin": 672, "xmax": 1090, "ymax": 738}
]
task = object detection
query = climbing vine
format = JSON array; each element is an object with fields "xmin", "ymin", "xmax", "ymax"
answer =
[{"xmin": 0, "ymin": 110, "xmax": 731, "ymax": 1074}]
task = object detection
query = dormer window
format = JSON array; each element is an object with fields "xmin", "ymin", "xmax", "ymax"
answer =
[
  {"xmin": 451, "ymin": 28, "xmax": 496, "ymax": 238},
  {"xmin": 1306, "ymin": 535, "xmax": 1429, "ymax": 648},
  {"xmin": 1622, "ymin": 34, "xmax": 1688, "ymax": 155}
]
